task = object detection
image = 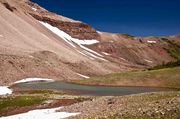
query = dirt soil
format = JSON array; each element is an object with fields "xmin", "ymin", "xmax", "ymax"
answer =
[{"xmin": 0, "ymin": 97, "xmax": 89, "ymax": 117}]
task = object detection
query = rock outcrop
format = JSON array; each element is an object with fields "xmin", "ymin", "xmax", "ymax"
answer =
[{"xmin": 25, "ymin": 0, "xmax": 100, "ymax": 39}]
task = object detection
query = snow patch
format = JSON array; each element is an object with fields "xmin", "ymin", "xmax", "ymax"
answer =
[
  {"xmin": 79, "ymin": 45, "xmax": 103, "ymax": 57},
  {"xmin": 102, "ymin": 52, "xmax": 111, "ymax": 56},
  {"xmin": 0, "ymin": 107, "xmax": 79, "ymax": 119},
  {"xmin": 84, "ymin": 51, "xmax": 108, "ymax": 61},
  {"xmin": 76, "ymin": 50, "xmax": 95, "ymax": 60},
  {"xmin": 32, "ymin": 7, "xmax": 37, "ymax": 11},
  {"xmin": 14, "ymin": 78, "xmax": 54, "ymax": 84},
  {"xmin": 0, "ymin": 86, "xmax": 12, "ymax": 95},
  {"xmin": 81, "ymin": 39, "xmax": 99, "ymax": 45},
  {"xmin": 76, "ymin": 73, "xmax": 90, "ymax": 79},
  {"xmin": 120, "ymin": 57, "xmax": 126, "ymax": 61},
  {"xmin": 144, "ymin": 59, "xmax": 153, "ymax": 63},
  {"xmin": 147, "ymin": 40, "xmax": 156, "ymax": 44}
]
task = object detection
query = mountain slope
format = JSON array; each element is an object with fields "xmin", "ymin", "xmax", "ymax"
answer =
[
  {"xmin": 0, "ymin": 0, "xmax": 123, "ymax": 85},
  {"xmin": 0, "ymin": 0, "xmax": 179, "ymax": 85}
]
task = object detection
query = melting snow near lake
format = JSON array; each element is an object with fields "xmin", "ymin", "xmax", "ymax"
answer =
[
  {"xmin": 0, "ymin": 78, "xmax": 55, "ymax": 95},
  {"xmin": 14, "ymin": 78, "xmax": 55, "ymax": 84},
  {"xmin": 0, "ymin": 107, "xmax": 79, "ymax": 119},
  {"xmin": 0, "ymin": 86, "xmax": 12, "ymax": 95}
]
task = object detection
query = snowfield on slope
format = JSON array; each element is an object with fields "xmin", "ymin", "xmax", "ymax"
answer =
[
  {"xmin": 147, "ymin": 40, "xmax": 157, "ymax": 44},
  {"xmin": 102, "ymin": 52, "xmax": 111, "ymax": 56},
  {"xmin": 14, "ymin": 78, "xmax": 54, "ymax": 84},
  {"xmin": 39, "ymin": 21, "xmax": 108, "ymax": 61},
  {"xmin": 39, "ymin": 21, "xmax": 99, "ymax": 46},
  {"xmin": 0, "ymin": 86, "xmax": 12, "ymax": 95},
  {"xmin": 0, "ymin": 107, "xmax": 79, "ymax": 119}
]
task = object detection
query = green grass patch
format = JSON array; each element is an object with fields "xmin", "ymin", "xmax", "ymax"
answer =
[
  {"xmin": 16, "ymin": 90, "xmax": 64, "ymax": 95},
  {"xmin": 0, "ymin": 96, "xmax": 45, "ymax": 112},
  {"xmin": 72, "ymin": 67, "xmax": 180, "ymax": 89},
  {"xmin": 161, "ymin": 38, "xmax": 180, "ymax": 60},
  {"xmin": 149, "ymin": 60, "xmax": 180, "ymax": 70}
]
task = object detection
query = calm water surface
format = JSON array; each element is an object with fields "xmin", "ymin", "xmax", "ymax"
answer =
[{"xmin": 14, "ymin": 81, "xmax": 171, "ymax": 96}]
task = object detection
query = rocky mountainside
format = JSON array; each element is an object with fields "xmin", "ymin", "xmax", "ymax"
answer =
[{"xmin": 0, "ymin": 0, "xmax": 179, "ymax": 85}]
